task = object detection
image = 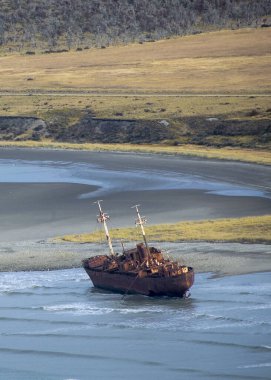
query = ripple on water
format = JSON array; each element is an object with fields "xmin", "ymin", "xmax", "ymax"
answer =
[{"xmin": 0, "ymin": 270, "xmax": 270, "ymax": 380}]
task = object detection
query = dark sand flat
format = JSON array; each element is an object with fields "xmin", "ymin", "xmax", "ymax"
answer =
[
  {"xmin": 1, "ymin": 148, "xmax": 271, "ymax": 241},
  {"xmin": 0, "ymin": 182, "xmax": 99, "ymax": 241},
  {"xmin": 1, "ymin": 185, "xmax": 270, "ymax": 242}
]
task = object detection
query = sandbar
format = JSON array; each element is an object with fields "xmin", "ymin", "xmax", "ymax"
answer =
[{"xmin": 0, "ymin": 239, "xmax": 270, "ymax": 277}]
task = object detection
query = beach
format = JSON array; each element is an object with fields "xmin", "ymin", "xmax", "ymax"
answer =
[{"xmin": 0, "ymin": 147, "xmax": 271, "ymax": 275}]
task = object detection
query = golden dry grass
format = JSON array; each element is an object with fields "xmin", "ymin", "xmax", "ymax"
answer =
[
  {"xmin": 0, "ymin": 94, "xmax": 270, "ymax": 120},
  {"xmin": 0, "ymin": 28, "xmax": 270, "ymax": 162},
  {"xmin": 60, "ymin": 215, "xmax": 271, "ymax": 244},
  {"xmin": 0, "ymin": 94, "xmax": 269, "ymax": 117},
  {"xmin": 0, "ymin": 140, "xmax": 270, "ymax": 165},
  {"xmin": 0, "ymin": 28, "xmax": 270, "ymax": 94}
]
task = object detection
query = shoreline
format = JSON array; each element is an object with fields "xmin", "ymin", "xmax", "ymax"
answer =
[
  {"xmin": 1, "ymin": 239, "xmax": 270, "ymax": 277},
  {"xmin": 1, "ymin": 142, "xmax": 271, "ymax": 166}
]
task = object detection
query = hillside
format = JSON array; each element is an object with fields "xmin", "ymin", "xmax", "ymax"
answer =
[
  {"xmin": 0, "ymin": 0, "xmax": 270, "ymax": 52},
  {"xmin": 0, "ymin": 28, "xmax": 270, "ymax": 150},
  {"xmin": 0, "ymin": 28, "xmax": 270, "ymax": 94}
]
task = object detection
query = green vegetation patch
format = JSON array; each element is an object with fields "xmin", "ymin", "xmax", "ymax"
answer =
[{"xmin": 59, "ymin": 215, "xmax": 271, "ymax": 244}]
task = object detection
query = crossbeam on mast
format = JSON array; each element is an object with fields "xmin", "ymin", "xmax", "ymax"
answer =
[
  {"xmin": 132, "ymin": 204, "xmax": 151, "ymax": 266},
  {"xmin": 94, "ymin": 200, "xmax": 114, "ymax": 256}
]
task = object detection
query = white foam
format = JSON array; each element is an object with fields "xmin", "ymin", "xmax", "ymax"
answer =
[
  {"xmin": 0, "ymin": 268, "xmax": 87, "ymax": 293},
  {"xmin": 42, "ymin": 302, "xmax": 168, "ymax": 316},
  {"xmin": 43, "ymin": 303, "xmax": 114, "ymax": 315},
  {"xmin": 238, "ymin": 363, "xmax": 271, "ymax": 369}
]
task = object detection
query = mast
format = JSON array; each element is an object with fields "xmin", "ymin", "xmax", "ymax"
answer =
[
  {"xmin": 95, "ymin": 200, "xmax": 114, "ymax": 256},
  {"xmin": 132, "ymin": 204, "xmax": 151, "ymax": 265}
]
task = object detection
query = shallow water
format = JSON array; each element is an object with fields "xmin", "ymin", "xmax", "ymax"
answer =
[
  {"xmin": 0, "ymin": 158, "xmax": 268, "ymax": 198},
  {"xmin": 0, "ymin": 270, "xmax": 270, "ymax": 380}
]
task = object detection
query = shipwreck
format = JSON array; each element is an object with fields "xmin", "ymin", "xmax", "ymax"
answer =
[{"xmin": 83, "ymin": 201, "xmax": 194, "ymax": 297}]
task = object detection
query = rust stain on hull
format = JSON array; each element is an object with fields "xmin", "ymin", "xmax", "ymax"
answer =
[
  {"xmin": 83, "ymin": 202, "xmax": 194, "ymax": 298},
  {"xmin": 83, "ymin": 243, "xmax": 194, "ymax": 297},
  {"xmin": 85, "ymin": 267, "xmax": 194, "ymax": 297}
]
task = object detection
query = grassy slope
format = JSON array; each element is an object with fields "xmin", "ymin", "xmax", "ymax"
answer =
[
  {"xmin": 0, "ymin": 28, "xmax": 270, "ymax": 163},
  {"xmin": 60, "ymin": 215, "xmax": 271, "ymax": 244},
  {"xmin": 1, "ymin": 93, "xmax": 270, "ymax": 120},
  {"xmin": 0, "ymin": 28, "xmax": 270, "ymax": 94}
]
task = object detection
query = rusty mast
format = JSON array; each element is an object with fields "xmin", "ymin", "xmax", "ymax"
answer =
[
  {"xmin": 132, "ymin": 204, "xmax": 151, "ymax": 266},
  {"xmin": 95, "ymin": 200, "xmax": 114, "ymax": 256}
]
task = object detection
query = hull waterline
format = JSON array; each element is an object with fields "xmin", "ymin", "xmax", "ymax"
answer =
[{"xmin": 84, "ymin": 266, "xmax": 194, "ymax": 297}]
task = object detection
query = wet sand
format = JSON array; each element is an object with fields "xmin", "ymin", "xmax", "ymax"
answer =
[
  {"xmin": 0, "ymin": 239, "xmax": 270, "ymax": 276},
  {"xmin": 0, "ymin": 148, "xmax": 271, "ymax": 275},
  {"xmin": 1, "ymin": 184, "xmax": 271, "ymax": 242}
]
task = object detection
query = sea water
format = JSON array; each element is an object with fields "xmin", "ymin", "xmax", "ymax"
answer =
[{"xmin": 0, "ymin": 270, "xmax": 270, "ymax": 380}]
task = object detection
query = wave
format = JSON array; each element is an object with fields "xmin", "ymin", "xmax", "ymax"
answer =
[
  {"xmin": 230, "ymin": 304, "xmax": 271, "ymax": 312},
  {"xmin": 238, "ymin": 363, "xmax": 271, "ymax": 369},
  {"xmin": 0, "ymin": 316, "xmax": 85, "ymax": 325},
  {"xmin": 43, "ymin": 303, "xmax": 115, "ymax": 315},
  {"xmin": 0, "ymin": 268, "xmax": 87, "ymax": 293},
  {"xmin": 193, "ymin": 312, "xmax": 244, "ymax": 323},
  {"xmin": 188, "ymin": 339, "xmax": 271, "ymax": 352},
  {"xmin": 0, "ymin": 347, "xmax": 164, "ymax": 367},
  {"xmin": 0, "ymin": 347, "xmax": 110, "ymax": 360},
  {"xmin": 1, "ymin": 331, "xmax": 123, "ymax": 340},
  {"xmin": 42, "ymin": 302, "xmax": 169, "ymax": 316}
]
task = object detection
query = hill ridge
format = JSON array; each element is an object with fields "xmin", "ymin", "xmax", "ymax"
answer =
[{"xmin": 0, "ymin": 0, "xmax": 270, "ymax": 52}]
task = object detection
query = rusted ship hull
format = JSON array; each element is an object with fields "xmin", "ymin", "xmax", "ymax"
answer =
[
  {"xmin": 84, "ymin": 267, "xmax": 194, "ymax": 297},
  {"xmin": 83, "ymin": 203, "xmax": 194, "ymax": 297}
]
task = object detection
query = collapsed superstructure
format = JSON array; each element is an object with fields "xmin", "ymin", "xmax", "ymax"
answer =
[{"xmin": 82, "ymin": 201, "xmax": 194, "ymax": 297}]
